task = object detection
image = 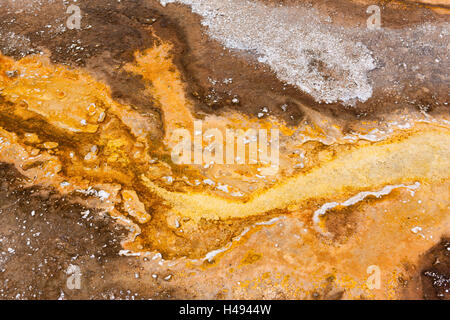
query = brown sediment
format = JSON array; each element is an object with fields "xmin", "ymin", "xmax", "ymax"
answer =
[
  {"xmin": 0, "ymin": 162, "xmax": 181, "ymax": 300},
  {"xmin": 401, "ymin": 237, "xmax": 450, "ymax": 299},
  {"xmin": 0, "ymin": 0, "xmax": 448, "ymax": 299},
  {"xmin": 419, "ymin": 238, "xmax": 450, "ymax": 300},
  {"xmin": 1, "ymin": 0, "xmax": 448, "ymax": 127}
]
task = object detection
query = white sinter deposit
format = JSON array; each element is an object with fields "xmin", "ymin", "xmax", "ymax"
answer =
[{"xmin": 159, "ymin": 0, "xmax": 376, "ymax": 104}]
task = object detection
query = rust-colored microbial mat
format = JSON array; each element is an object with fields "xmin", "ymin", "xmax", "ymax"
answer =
[{"xmin": 0, "ymin": 0, "xmax": 448, "ymax": 300}]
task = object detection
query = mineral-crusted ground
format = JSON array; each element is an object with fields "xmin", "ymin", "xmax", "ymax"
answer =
[{"xmin": 0, "ymin": 0, "xmax": 448, "ymax": 299}]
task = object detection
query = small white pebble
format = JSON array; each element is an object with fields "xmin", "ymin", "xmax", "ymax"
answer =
[
  {"xmin": 164, "ymin": 275, "xmax": 172, "ymax": 281},
  {"xmin": 411, "ymin": 226, "xmax": 422, "ymax": 234}
]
